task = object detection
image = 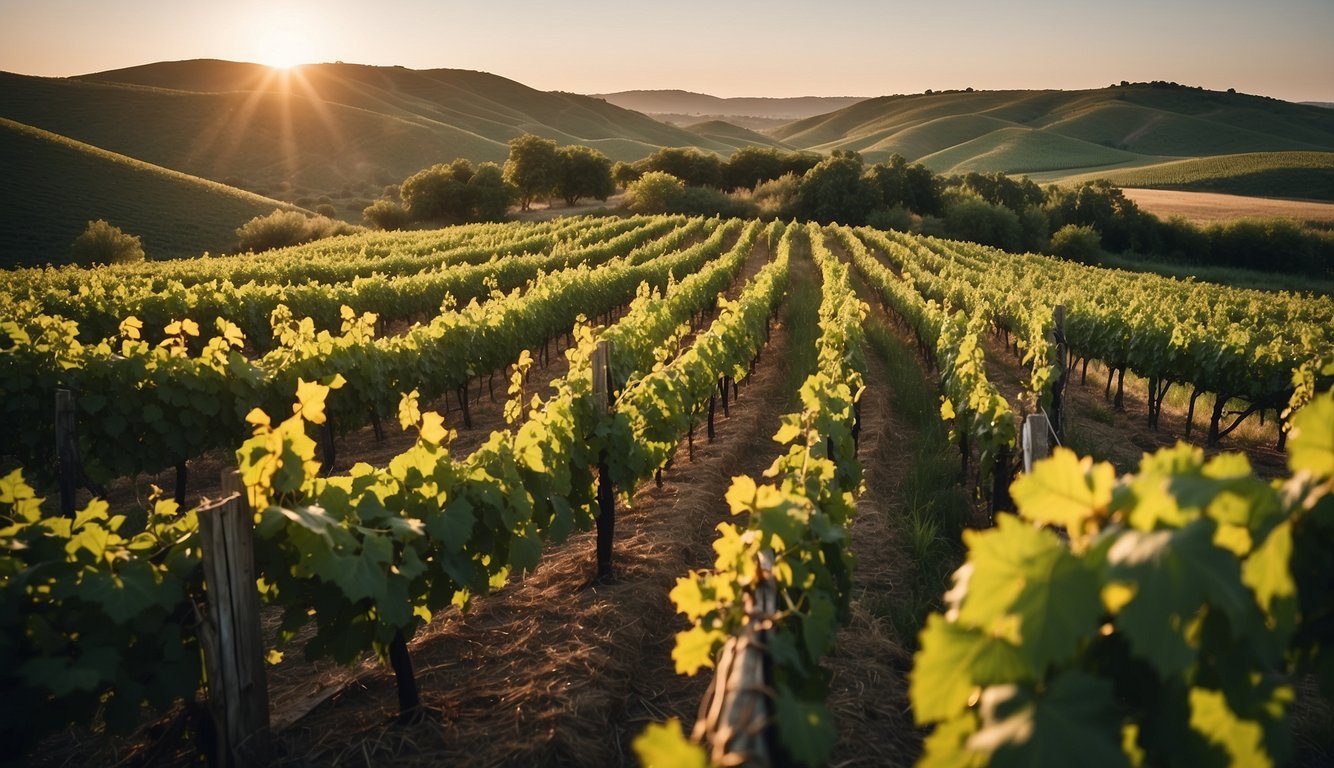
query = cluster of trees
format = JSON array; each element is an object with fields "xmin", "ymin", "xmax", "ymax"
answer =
[
  {"xmin": 362, "ymin": 135, "xmax": 619, "ymax": 229},
  {"xmin": 624, "ymin": 149, "xmax": 1332, "ymax": 276},
  {"xmin": 363, "ymin": 158, "xmax": 516, "ymax": 230}
]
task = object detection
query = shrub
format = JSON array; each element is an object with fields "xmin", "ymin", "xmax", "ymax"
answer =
[
  {"xmin": 625, "ymin": 171, "xmax": 687, "ymax": 214},
  {"xmin": 235, "ymin": 209, "xmax": 362, "ymax": 252},
  {"xmin": 70, "ymin": 220, "xmax": 145, "ymax": 265},
  {"xmin": 362, "ymin": 199, "xmax": 412, "ymax": 231},
  {"xmin": 749, "ymin": 172, "xmax": 801, "ymax": 218},
  {"xmin": 315, "ymin": 203, "xmax": 339, "ymax": 219},
  {"xmin": 1049, "ymin": 223, "xmax": 1103, "ymax": 263}
]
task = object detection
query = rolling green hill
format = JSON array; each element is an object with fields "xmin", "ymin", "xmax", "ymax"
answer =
[
  {"xmin": 0, "ymin": 117, "xmax": 304, "ymax": 267},
  {"xmin": 772, "ymin": 84, "xmax": 1334, "ymax": 177},
  {"xmin": 0, "ymin": 60, "xmax": 772, "ymax": 203},
  {"xmin": 1048, "ymin": 152, "xmax": 1334, "ymax": 201},
  {"xmin": 683, "ymin": 120, "xmax": 793, "ymax": 150}
]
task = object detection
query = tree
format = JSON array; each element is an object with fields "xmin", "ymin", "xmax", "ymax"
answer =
[
  {"xmin": 362, "ymin": 199, "xmax": 412, "ymax": 230},
  {"xmin": 723, "ymin": 147, "xmax": 785, "ymax": 191},
  {"xmin": 70, "ymin": 219, "xmax": 144, "ymax": 265},
  {"xmin": 793, "ymin": 152, "xmax": 881, "ymax": 225},
  {"xmin": 941, "ymin": 193, "xmax": 1022, "ymax": 251},
  {"xmin": 612, "ymin": 161, "xmax": 641, "ymax": 189},
  {"xmin": 467, "ymin": 162, "xmax": 517, "ymax": 221},
  {"xmin": 625, "ymin": 171, "xmax": 686, "ymax": 213},
  {"xmin": 401, "ymin": 163, "xmax": 470, "ymax": 222},
  {"xmin": 556, "ymin": 145, "xmax": 615, "ymax": 205},
  {"xmin": 503, "ymin": 134, "xmax": 559, "ymax": 211},
  {"xmin": 638, "ymin": 147, "xmax": 724, "ymax": 188},
  {"xmin": 1049, "ymin": 224, "xmax": 1102, "ymax": 263}
]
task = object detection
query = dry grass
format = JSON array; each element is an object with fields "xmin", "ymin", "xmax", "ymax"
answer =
[{"xmin": 1121, "ymin": 188, "xmax": 1334, "ymax": 225}]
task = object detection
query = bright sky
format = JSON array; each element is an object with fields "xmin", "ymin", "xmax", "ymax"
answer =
[{"xmin": 1, "ymin": 0, "xmax": 1331, "ymax": 101}]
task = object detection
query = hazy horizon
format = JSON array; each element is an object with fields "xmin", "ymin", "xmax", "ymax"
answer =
[{"xmin": 1, "ymin": 0, "xmax": 1332, "ymax": 103}]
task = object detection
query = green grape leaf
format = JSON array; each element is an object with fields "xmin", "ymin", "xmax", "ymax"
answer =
[
  {"xmin": 81, "ymin": 559, "xmax": 172, "ymax": 624},
  {"xmin": 774, "ymin": 688, "xmax": 837, "ymax": 766},
  {"xmin": 327, "ymin": 535, "xmax": 391, "ymax": 605},
  {"xmin": 1011, "ymin": 448, "xmax": 1115, "ymax": 535},
  {"xmin": 1187, "ymin": 687, "xmax": 1269, "ymax": 767},
  {"xmin": 672, "ymin": 625, "xmax": 725, "ymax": 676},
  {"xmin": 632, "ymin": 719, "xmax": 710, "ymax": 768},
  {"xmin": 911, "ymin": 613, "xmax": 1029, "ymax": 725},
  {"xmin": 1107, "ymin": 519, "xmax": 1255, "ymax": 677},
  {"xmin": 1288, "ymin": 389, "xmax": 1334, "ymax": 479},
  {"xmin": 972, "ymin": 672, "xmax": 1129, "ymax": 768},
  {"xmin": 959, "ymin": 516, "xmax": 1101, "ymax": 672},
  {"xmin": 1241, "ymin": 519, "xmax": 1296, "ymax": 633},
  {"xmin": 919, "ymin": 712, "xmax": 986, "ymax": 768}
]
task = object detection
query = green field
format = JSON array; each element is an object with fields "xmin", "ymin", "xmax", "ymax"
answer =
[
  {"xmin": 1047, "ymin": 151, "xmax": 1334, "ymax": 201},
  {"xmin": 0, "ymin": 117, "xmax": 304, "ymax": 266},
  {"xmin": 772, "ymin": 84, "xmax": 1334, "ymax": 179}
]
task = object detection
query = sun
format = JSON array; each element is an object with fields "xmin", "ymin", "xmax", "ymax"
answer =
[{"xmin": 250, "ymin": 10, "xmax": 318, "ymax": 70}]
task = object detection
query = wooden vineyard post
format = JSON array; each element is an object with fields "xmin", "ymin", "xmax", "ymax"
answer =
[
  {"xmin": 1022, "ymin": 413, "xmax": 1052, "ymax": 474},
  {"xmin": 198, "ymin": 470, "xmax": 269, "ymax": 768},
  {"xmin": 1050, "ymin": 305, "xmax": 1066, "ymax": 441},
  {"xmin": 55, "ymin": 389, "xmax": 78, "ymax": 516},
  {"xmin": 693, "ymin": 549, "xmax": 775, "ymax": 766},
  {"xmin": 592, "ymin": 340, "xmax": 616, "ymax": 579}
]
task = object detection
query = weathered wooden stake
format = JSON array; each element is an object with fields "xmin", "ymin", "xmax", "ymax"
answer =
[
  {"xmin": 198, "ymin": 470, "xmax": 269, "ymax": 768},
  {"xmin": 1022, "ymin": 414, "xmax": 1052, "ymax": 474},
  {"xmin": 707, "ymin": 394, "xmax": 717, "ymax": 440},
  {"xmin": 592, "ymin": 340, "xmax": 615, "ymax": 579}
]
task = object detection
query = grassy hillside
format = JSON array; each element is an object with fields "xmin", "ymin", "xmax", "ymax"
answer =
[
  {"xmin": 0, "ymin": 118, "xmax": 303, "ymax": 267},
  {"xmin": 592, "ymin": 90, "xmax": 867, "ymax": 120},
  {"xmin": 773, "ymin": 84, "xmax": 1334, "ymax": 181},
  {"xmin": 1048, "ymin": 152, "xmax": 1334, "ymax": 201},
  {"xmin": 0, "ymin": 60, "xmax": 772, "ymax": 204},
  {"xmin": 684, "ymin": 120, "xmax": 793, "ymax": 150}
]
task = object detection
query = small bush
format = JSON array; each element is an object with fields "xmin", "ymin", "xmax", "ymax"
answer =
[
  {"xmin": 1050, "ymin": 223, "xmax": 1103, "ymax": 263},
  {"xmin": 362, "ymin": 199, "xmax": 412, "ymax": 230},
  {"xmin": 625, "ymin": 171, "xmax": 687, "ymax": 214},
  {"xmin": 315, "ymin": 203, "xmax": 339, "ymax": 219},
  {"xmin": 235, "ymin": 209, "xmax": 362, "ymax": 252},
  {"xmin": 70, "ymin": 220, "xmax": 145, "ymax": 265}
]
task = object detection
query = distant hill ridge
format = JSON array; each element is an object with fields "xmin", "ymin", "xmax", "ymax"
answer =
[
  {"xmin": 771, "ymin": 83, "xmax": 1334, "ymax": 175},
  {"xmin": 0, "ymin": 59, "xmax": 781, "ymax": 201},
  {"xmin": 591, "ymin": 89, "xmax": 868, "ymax": 119}
]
